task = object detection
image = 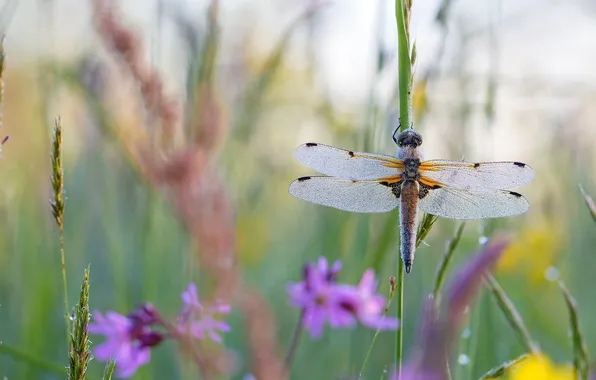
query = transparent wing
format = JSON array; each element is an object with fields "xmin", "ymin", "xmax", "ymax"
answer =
[
  {"xmin": 418, "ymin": 187, "xmax": 529, "ymax": 220},
  {"xmin": 419, "ymin": 160, "xmax": 534, "ymax": 190},
  {"xmin": 288, "ymin": 176, "xmax": 400, "ymax": 213},
  {"xmin": 295, "ymin": 143, "xmax": 403, "ymax": 180}
]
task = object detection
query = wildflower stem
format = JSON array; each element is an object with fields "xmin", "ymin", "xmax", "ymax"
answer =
[
  {"xmin": 484, "ymin": 274, "xmax": 539, "ymax": 354},
  {"xmin": 50, "ymin": 117, "xmax": 70, "ymax": 348},
  {"xmin": 359, "ymin": 276, "xmax": 397, "ymax": 378},
  {"xmin": 284, "ymin": 308, "xmax": 305, "ymax": 370},
  {"xmin": 558, "ymin": 281, "xmax": 590, "ymax": 380}
]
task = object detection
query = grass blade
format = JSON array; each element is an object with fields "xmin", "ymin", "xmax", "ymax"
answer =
[
  {"xmin": 433, "ymin": 222, "xmax": 466, "ymax": 301},
  {"xmin": 558, "ymin": 281, "xmax": 590, "ymax": 380},
  {"xmin": 478, "ymin": 354, "xmax": 529, "ymax": 379},
  {"xmin": 102, "ymin": 360, "xmax": 116, "ymax": 380},
  {"xmin": 484, "ymin": 274, "xmax": 539, "ymax": 354},
  {"xmin": 416, "ymin": 213, "xmax": 438, "ymax": 248},
  {"xmin": 579, "ymin": 184, "xmax": 596, "ymax": 224}
]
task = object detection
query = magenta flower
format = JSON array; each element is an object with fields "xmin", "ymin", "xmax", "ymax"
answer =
[
  {"xmin": 287, "ymin": 257, "xmax": 398, "ymax": 338},
  {"xmin": 177, "ymin": 283, "xmax": 231, "ymax": 343},
  {"xmin": 89, "ymin": 309, "xmax": 164, "ymax": 378},
  {"xmin": 350, "ymin": 269, "xmax": 399, "ymax": 330}
]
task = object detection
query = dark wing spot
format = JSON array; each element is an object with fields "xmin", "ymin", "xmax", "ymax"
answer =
[
  {"xmin": 297, "ymin": 176, "xmax": 311, "ymax": 182},
  {"xmin": 305, "ymin": 143, "xmax": 317, "ymax": 147},
  {"xmin": 513, "ymin": 162, "xmax": 525, "ymax": 167},
  {"xmin": 509, "ymin": 191, "xmax": 522, "ymax": 198},
  {"xmin": 379, "ymin": 181, "xmax": 390, "ymax": 186},
  {"xmin": 348, "ymin": 151, "xmax": 355, "ymax": 157},
  {"xmin": 432, "ymin": 184, "xmax": 442, "ymax": 189},
  {"xmin": 473, "ymin": 163, "xmax": 480, "ymax": 168}
]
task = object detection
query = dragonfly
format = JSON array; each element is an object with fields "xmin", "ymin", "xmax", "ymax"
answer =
[{"xmin": 288, "ymin": 127, "xmax": 534, "ymax": 273}]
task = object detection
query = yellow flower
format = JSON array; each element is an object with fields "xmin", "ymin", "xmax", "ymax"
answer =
[
  {"xmin": 497, "ymin": 220, "xmax": 564, "ymax": 284},
  {"xmin": 509, "ymin": 354, "xmax": 574, "ymax": 380}
]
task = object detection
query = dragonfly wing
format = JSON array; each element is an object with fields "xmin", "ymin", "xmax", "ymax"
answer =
[
  {"xmin": 419, "ymin": 160, "xmax": 534, "ymax": 190},
  {"xmin": 296, "ymin": 143, "xmax": 403, "ymax": 180},
  {"xmin": 418, "ymin": 186, "xmax": 529, "ymax": 220},
  {"xmin": 289, "ymin": 176, "xmax": 400, "ymax": 213}
]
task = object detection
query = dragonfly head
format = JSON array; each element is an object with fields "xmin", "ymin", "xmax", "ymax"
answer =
[{"xmin": 394, "ymin": 129, "xmax": 423, "ymax": 149}]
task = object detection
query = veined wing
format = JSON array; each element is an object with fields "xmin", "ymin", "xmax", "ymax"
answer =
[
  {"xmin": 418, "ymin": 186, "xmax": 529, "ymax": 220},
  {"xmin": 288, "ymin": 176, "xmax": 400, "ymax": 213},
  {"xmin": 419, "ymin": 160, "xmax": 534, "ymax": 190},
  {"xmin": 295, "ymin": 143, "xmax": 404, "ymax": 180}
]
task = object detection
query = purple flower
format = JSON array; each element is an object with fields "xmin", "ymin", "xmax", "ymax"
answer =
[
  {"xmin": 177, "ymin": 283, "xmax": 231, "ymax": 343},
  {"xmin": 90, "ymin": 310, "xmax": 164, "ymax": 378},
  {"xmin": 287, "ymin": 257, "xmax": 397, "ymax": 338},
  {"xmin": 351, "ymin": 269, "xmax": 399, "ymax": 330}
]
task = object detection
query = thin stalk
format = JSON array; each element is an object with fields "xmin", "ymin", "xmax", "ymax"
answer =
[
  {"xmin": 395, "ymin": 0, "xmax": 413, "ymax": 132},
  {"xmin": 395, "ymin": 0, "xmax": 414, "ymax": 374},
  {"xmin": 484, "ymin": 274, "xmax": 538, "ymax": 354},
  {"xmin": 478, "ymin": 354, "xmax": 528, "ymax": 379},
  {"xmin": 50, "ymin": 118, "xmax": 69, "ymax": 347},
  {"xmin": 359, "ymin": 276, "xmax": 398, "ymax": 378},
  {"xmin": 284, "ymin": 309, "xmax": 306, "ymax": 370},
  {"xmin": 59, "ymin": 229, "xmax": 68, "ymax": 342},
  {"xmin": 579, "ymin": 184, "xmax": 596, "ymax": 224},
  {"xmin": 395, "ymin": 260, "xmax": 404, "ymax": 377}
]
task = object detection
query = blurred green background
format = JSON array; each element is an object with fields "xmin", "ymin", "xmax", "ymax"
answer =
[{"xmin": 0, "ymin": 0, "xmax": 595, "ymax": 379}]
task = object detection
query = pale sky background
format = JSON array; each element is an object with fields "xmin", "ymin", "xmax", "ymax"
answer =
[{"xmin": 4, "ymin": 0, "xmax": 596, "ymax": 164}]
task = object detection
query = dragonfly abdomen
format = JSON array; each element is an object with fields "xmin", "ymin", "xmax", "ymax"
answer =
[{"xmin": 399, "ymin": 180, "xmax": 419, "ymax": 273}]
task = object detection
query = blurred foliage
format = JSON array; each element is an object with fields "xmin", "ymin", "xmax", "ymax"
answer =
[{"xmin": 0, "ymin": 1, "xmax": 595, "ymax": 380}]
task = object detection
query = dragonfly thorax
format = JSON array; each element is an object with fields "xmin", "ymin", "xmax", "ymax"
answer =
[{"xmin": 402, "ymin": 158, "xmax": 421, "ymax": 181}]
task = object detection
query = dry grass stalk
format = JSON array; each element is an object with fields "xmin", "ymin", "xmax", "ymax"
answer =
[
  {"xmin": 92, "ymin": 0, "xmax": 179, "ymax": 146},
  {"xmin": 90, "ymin": 1, "xmax": 289, "ymax": 376}
]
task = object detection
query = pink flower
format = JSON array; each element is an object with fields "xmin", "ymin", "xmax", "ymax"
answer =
[
  {"xmin": 287, "ymin": 259, "xmax": 357, "ymax": 337},
  {"xmin": 287, "ymin": 257, "xmax": 398, "ymax": 338},
  {"xmin": 177, "ymin": 283, "xmax": 231, "ymax": 343},
  {"xmin": 351, "ymin": 269, "xmax": 399, "ymax": 330},
  {"xmin": 89, "ymin": 310, "xmax": 164, "ymax": 378}
]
